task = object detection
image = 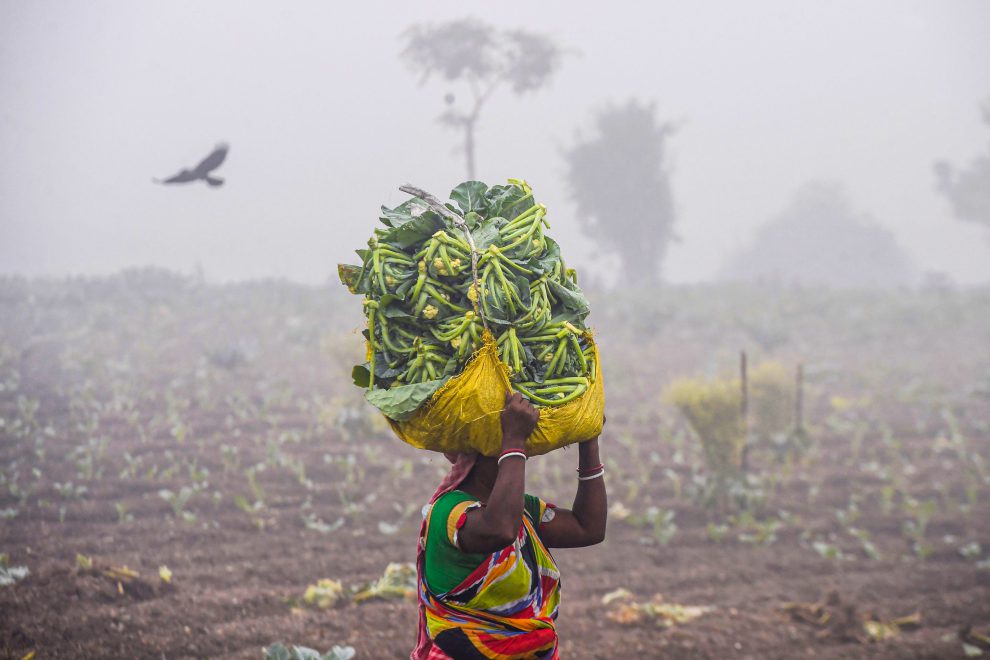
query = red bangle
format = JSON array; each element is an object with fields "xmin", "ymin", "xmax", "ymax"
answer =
[{"xmin": 577, "ymin": 463, "xmax": 604, "ymax": 474}]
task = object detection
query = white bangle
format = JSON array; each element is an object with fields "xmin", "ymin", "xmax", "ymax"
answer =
[
  {"xmin": 498, "ymin": 450, "xmax": 527, "ymax": 465},
  {"xmin": 577, "ymin": 469, "xmax": 605, "ymax": 481}
]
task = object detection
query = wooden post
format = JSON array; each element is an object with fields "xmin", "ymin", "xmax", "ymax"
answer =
[
  {"xmin": 795, "ymin": 363, "xmax": 804, "ymax": 432},
  {"xmin": 740, "ymin": 350, "xmax": 749, "ymax": 475}
]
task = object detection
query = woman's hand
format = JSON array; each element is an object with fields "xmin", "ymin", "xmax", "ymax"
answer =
[
  {"xmin": 500, "ymin": 392, "xmax": 539, "ymax": 452},
  {"xmin": 455, "ymin": 393, "xmax": 537, "ymax": 555}
]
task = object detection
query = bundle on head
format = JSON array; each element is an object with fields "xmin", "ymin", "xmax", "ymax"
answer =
[{"xmin": 338, "ymin": 179, "xmax": 596, "ymax": 423}]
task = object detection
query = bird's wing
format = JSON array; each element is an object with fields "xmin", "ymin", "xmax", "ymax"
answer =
[
  {"xmin": 158, "ymin": 170, "xmax": 197, "ymax": 184},
  {"xmin": 192, "ymin": 144, "xmax": 229, "ymax": 176}
]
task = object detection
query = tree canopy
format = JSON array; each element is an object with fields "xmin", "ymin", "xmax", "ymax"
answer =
[
  {"xmin": 721, "ymin": 182, "xmax": 915, "ymax": 288},
  {"xmin": 934, "ymin": 102, "xmax": 990, "ymax": 235},
  {"xmin": 400, "ymin": 18, "xmax": 564, "ymax": 178},
  {"xmin": 562, "ymin": 100, "xmax": 677, "ymax": 286}
]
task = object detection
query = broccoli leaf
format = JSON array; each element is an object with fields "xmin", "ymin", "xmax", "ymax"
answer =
[
  {"xmin": 533, "ymin": 238, "xmax": 561, "ymax": 275},
  {"xmin": 450, "ymin": 181, "xmax": 489, "ymax": 214},
  {"xmin": 264, "ymin": 644, "xmax": 292, "ymax": 660},
  {"xmin": 378, "ymin": 294, "xmax": 414, "ymax": 320},
  {"xmin": 337, "ymin": 264, "xmax": 368, "ymax": 294},
  {"xmin": 486, "ymin": 183, "xmax": 530, "ymax": 220},
  {"xmin": 373, "ymin": 359, "xmax": 404, "ymax": 380},
  {"xmin": 513, "ymin": 273, "xmax": 532, "ymax": 308},
  {"xmin": 380, "ymin": 212, "xmax": 446, "ymax": 249},
  {"xmin": 395, "ymin": 276, "xmax": 415, "ymax": 298},
  {"xmin": 351, "ymin": 364, "xmax": 371, "ymax": 388},
  {"xmin": 380, "ymin": 198, "xmax": 431, "ymax": 228},
  {"xmin": 441, "ymin": 356, "xmax": 460, "ymax": 378},
  {"xmin": 548, "ymin": 279, "xmax": 590, "ymax": 318},
  {"xmin": 365, "ymin": 378, "xmax": 448, "ymax": 421},
  {"xmin": 470, "ymin": 222, "xmax": 501, "ymax": 251}
]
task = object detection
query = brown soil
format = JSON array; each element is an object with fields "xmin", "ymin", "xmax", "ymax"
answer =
[{"xmin": 1, "ymin": 275, "xmax": 989, "ymax": 659}]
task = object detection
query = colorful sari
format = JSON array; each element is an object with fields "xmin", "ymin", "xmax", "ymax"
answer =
[{"xmin": 412, "ymin": 455, "xmax": 561, "ymax": 660}]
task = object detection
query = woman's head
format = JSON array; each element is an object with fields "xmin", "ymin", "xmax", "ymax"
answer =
[{"xmin": 430, "ymin": 452, "xmax": 478, "ymax": 503}]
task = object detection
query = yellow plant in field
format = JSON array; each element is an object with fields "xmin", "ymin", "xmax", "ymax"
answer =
[
  {"xmin": 303, "ymin": 578, "xmax": 345, "ymax": 609},
  {"xmin": 603, "ymin": 590, "xmax": 715, "ymax": 627},
  {"xmin": 352, "ymin": 562, "xmax": 417, "ymax": 603},
  {"xmin": 667, "ymin": 376, "xmax": 744, "ymax": 479},
  {"xmin": 749, "ymin": 361, "xmax": 792, "ymax": 440},
  {"xmin": 667, "ymin": 361, "xmax": 795, "ymax": 481}
]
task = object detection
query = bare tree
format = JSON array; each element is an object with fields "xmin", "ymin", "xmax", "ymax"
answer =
[
  {"xmin": 400, "ymin": 18, "xmax": 564, "ymax": 179},
  {"xmin": 562, "ymin": 100, "xmax": 677, "ymax": 286},
  {"xmin": 935, "ymin": 101, "xmax": 990, "ymax": 236}
]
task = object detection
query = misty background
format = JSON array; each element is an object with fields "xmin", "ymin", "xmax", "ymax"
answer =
[{"xmin": 2, "ymin": 0, "xmax": 990, "ymax": 287}]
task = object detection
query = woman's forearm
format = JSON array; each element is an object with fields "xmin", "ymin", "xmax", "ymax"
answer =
[{"xmin": 571, "ymin": 439, "xmax": 607, "ymax": 543}]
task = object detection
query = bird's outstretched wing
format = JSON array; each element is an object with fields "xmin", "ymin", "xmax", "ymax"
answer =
[
  {"xmin": 192, "ymin": 143, "xmax": 229, "ymax": 176},
  {"xmin": 155, "ymin": 170, "xmax": 197, "ymax": 184}
]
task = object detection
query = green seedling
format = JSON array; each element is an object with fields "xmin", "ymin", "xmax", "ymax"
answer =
[
  {"xmin": 835, "ymin": 499, "xmax": 862, "ymax": 529},
  {"xmin": 737, "ymin": 517, "xmax": 781, "ymax": 546},
  {"xmin": 186, "ymin": 459, "xmax": 209, "ymax": 485},
  {"xmin": 639, "ymin": 507, "xmax": 677, "ymax": 545},
  {"xmin": 663, "ymin": 468, "xmax": 683, "ymax": 500},
  {"xmin": 879, "ymin": 485, "xmax": 896, "ymax": 516},
  {"xmin": 707, "ymin": 522, "xmax": 729, "ymax": 543},
  {"xmin": 219, "ymin": 444, "xmax": 240, "ymax": 473},
  {"xmin": 115, "ymin": 502, "xmax": 133, "ymax": 524},
  {"xmin": 118, "ymin": 452, "xmax": 140, "ymax": 480},
  {"xmin": 0, "ymin": 553, "xmax": 29, "ymax": 587},
  {"xmin": 246, "ymin": 466, "xmax": 266, "ymax": 506},
  {"xmin": 158, "ymin": 487, "xmax": 196, "ymax": 523},
  {"xmin": 53, "ymin": 482, "xmax": 87, "ymax": 500},
  {"xmin": 901, "ymin": 497, "xmax": 937, "ymax": 554},
  {"xmin": 812, "ymin": 540, "xmax": 845, "ymax": 561},
  {"xmin": 959, "ymin": 541, "xmax": 982, "ymax": 560},
  {"xmin": 70, "ymin": 435, "xmax": 109, "ymax": 481},
  {"xmin": 265, "ymin": 642, "xmax": 355, "ymax": 660},
  {"xmin": 303, "ymin": 513, "xmax": 345, "ymax": 534},
  {"xmin": 848, "ymin": 527, "xmax": 882, "ymax": 560}
]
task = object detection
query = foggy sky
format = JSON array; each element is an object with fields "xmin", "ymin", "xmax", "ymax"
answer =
[{"xmin": 2, "ymin": 0, "xmax": 989, "ymax": 285}]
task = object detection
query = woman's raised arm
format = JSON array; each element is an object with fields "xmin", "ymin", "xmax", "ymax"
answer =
[
  {"xmin": 455, "ymin": 393, "xmax": 540, "ymax": 554},
  {"xmin": 536, "ymin": 422, "xmax": 607, "ymax": 548}
]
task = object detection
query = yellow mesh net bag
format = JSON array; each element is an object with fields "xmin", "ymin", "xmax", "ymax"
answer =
[{"xmin": 386, "ymin": 332, "xmax": 605, "ymax": 457}]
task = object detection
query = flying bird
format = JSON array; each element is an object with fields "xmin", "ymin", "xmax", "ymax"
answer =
[{"xmin": 155, "ymin": 143, "xmax": 229, "ymax": 187}]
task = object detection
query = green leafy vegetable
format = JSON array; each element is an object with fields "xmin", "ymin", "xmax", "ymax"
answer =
[
  {"xmin": 338, "ymin": 179, "xmax": 596, "ymax": 419},
  {"xmin": 364, "ymin": 378, "xmax": 448, "ymax": 421},
  {"xmin": 450, "ymin": 180, "xmax": 489, "ymax": 214},
  {"xmin": 264, "ymin": 643, "xmax": 356, "ymax": 660}
]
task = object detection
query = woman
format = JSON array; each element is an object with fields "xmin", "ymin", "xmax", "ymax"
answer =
[{"xmin": 412, "ymin": 393, "xmax": 607, "ymax": 659}]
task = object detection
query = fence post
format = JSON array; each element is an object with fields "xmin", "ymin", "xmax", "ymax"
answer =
[
  {"xmin": 795, "ymin": 363, "xmax": 804, "ymax": 432},
  {"xmin": 740, "ymin": 350, "xmax": 749, "ymax": 475}
]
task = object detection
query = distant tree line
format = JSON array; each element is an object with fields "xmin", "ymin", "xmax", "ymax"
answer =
[
  {"xmin": 400, "ymin": 17, "xmax": 982, "ymax": 289},
  {"xmin": 935, "ymin": 101, "xmax": 990, "ymax": 237}
]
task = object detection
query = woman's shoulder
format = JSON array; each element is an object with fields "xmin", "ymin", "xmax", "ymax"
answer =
[
  {"xmin": 434, "ymin": 489, "xmax": 478, "ymax": 506},
  {"xmin": 523, "ymin": 493, "xmax": 554, "ymax": 527},
  {"xmin": 428, "ymin": 491, "xmax": 546, "ymax": 526},
  {"xmin": 428, "ymin": 490, "xmax": 481, "ymax": 536},
  {"xmin": 433, "ymin": 490, "xmax": 542, "ymax": 508}
]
